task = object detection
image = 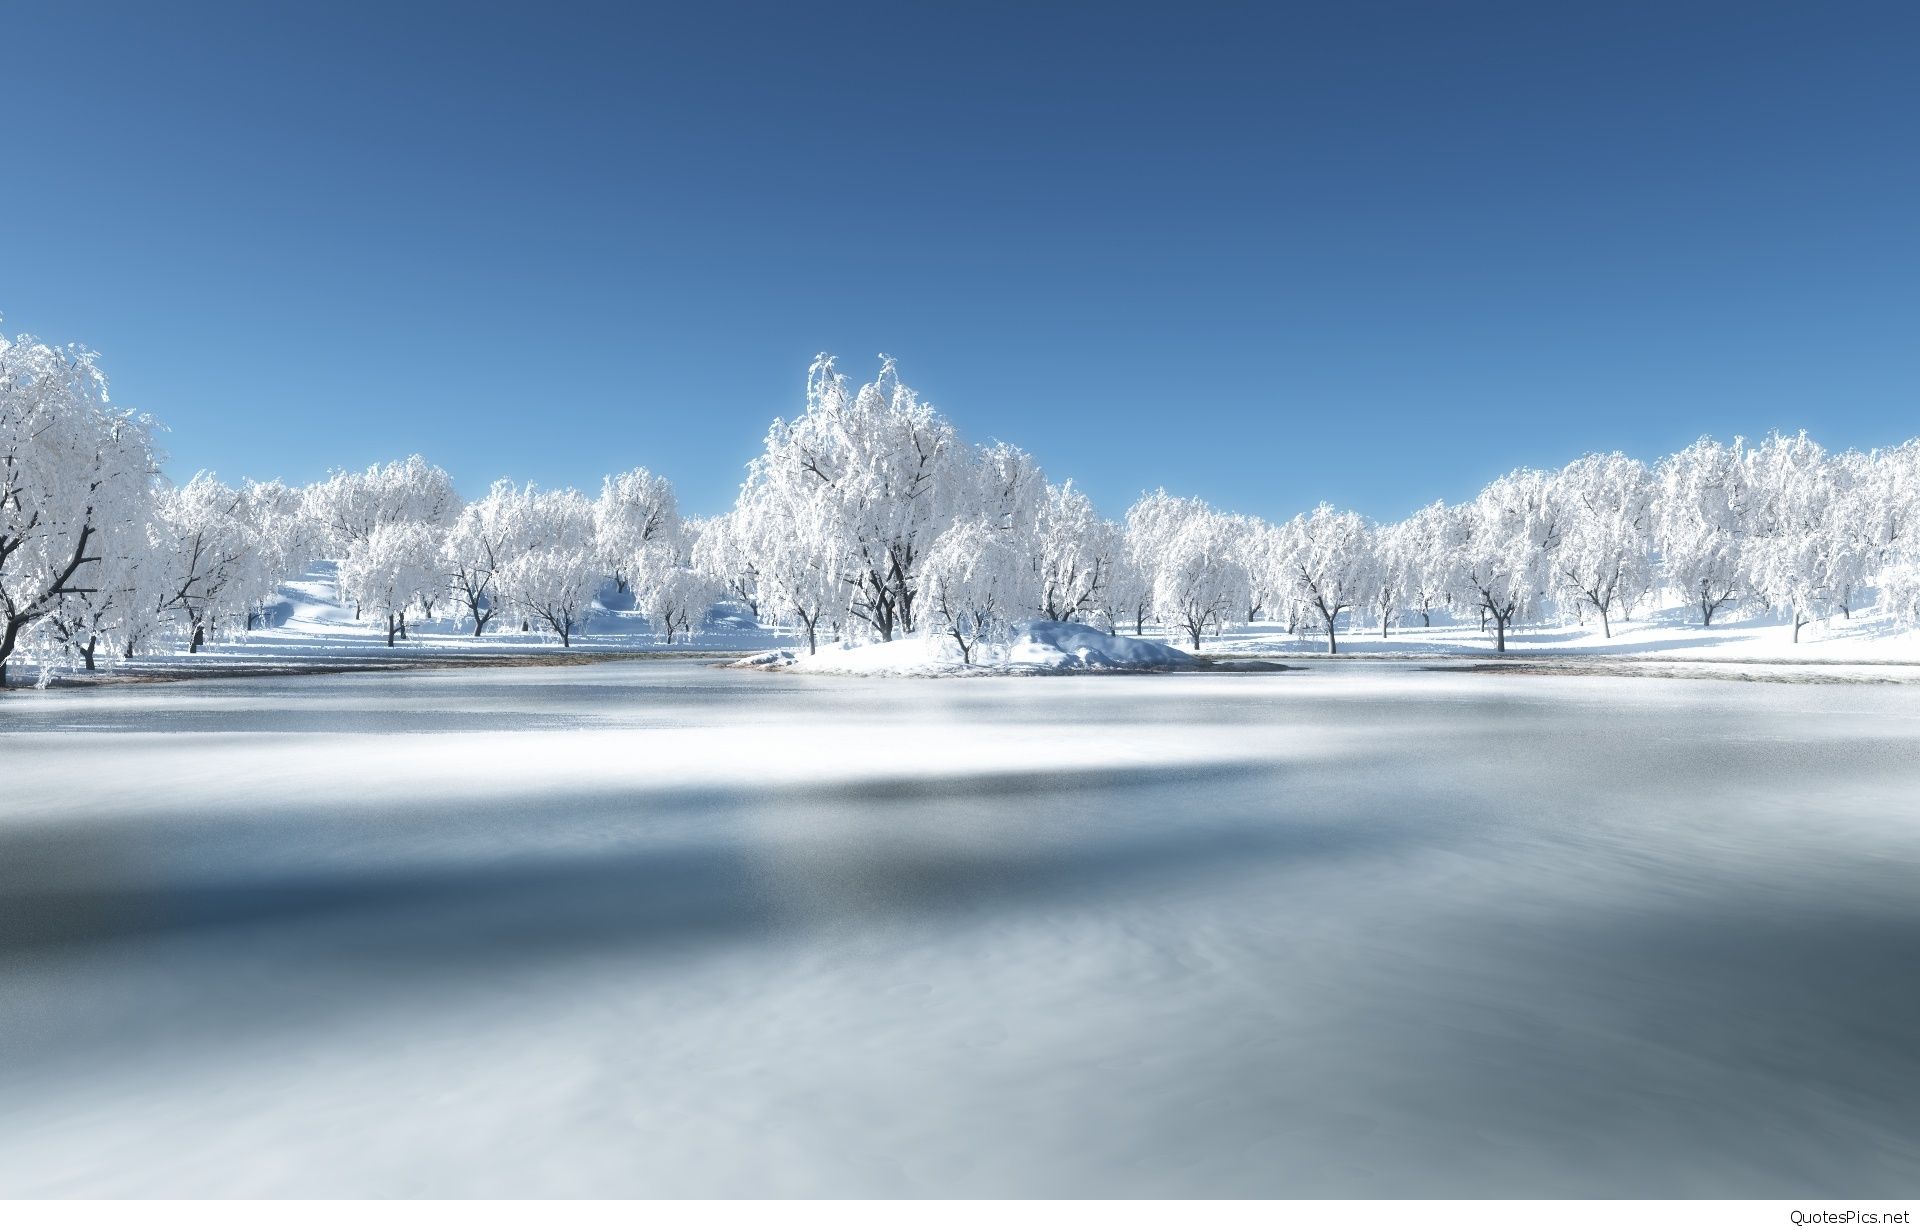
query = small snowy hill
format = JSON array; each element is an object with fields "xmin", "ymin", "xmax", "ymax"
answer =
[{"xmin": 735, "ymin": 620, "xmax": 1198, "ymax": 677}]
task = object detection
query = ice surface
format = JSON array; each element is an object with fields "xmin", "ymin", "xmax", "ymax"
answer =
[{"xmin": 2, "ymin": 661, "xmax": 1918, "ymax": 1196}]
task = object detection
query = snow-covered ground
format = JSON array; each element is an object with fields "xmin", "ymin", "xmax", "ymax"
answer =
[
  {"xmin": 1211, "ymin": 602, "xmax": 1920, "ymax": 664},
  {"xmin": 2, "ymin": 660, "xmax": 1917, "ymax": 1196}
]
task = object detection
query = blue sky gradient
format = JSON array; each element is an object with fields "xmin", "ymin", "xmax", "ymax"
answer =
[{"xmin": 3, "ymin": 1, "xmax": 1916, "ymax": 520}]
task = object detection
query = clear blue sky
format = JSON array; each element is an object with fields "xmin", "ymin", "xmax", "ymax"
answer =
[{"xmin": 3, "ymin": 1, "xmax": 1916, "ymax": 522}]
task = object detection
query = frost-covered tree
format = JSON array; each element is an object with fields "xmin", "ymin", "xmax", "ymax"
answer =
[
  {"xmin": 715, "ymin": 485, "xmax": 842, "ymax": 653},
  {"xmin": 1224, "ymin": 514, "xmax": 1285, "ymax": 624},
  {"xmin": 593, "ymin": 467, "xmax": 680, "ymax": 595},
  {"xmin": 0, "ymin": 332, "xmax": 158, "ymax": 686},
  {"xmin": 155, "ymin": 474, "xmax": 280, "ymax": 653},
  {"xmin": 305, "ymin": 455, "xmax": 460, "ymax": 561},
  {"xmin": 235, "ymin": 479, "xmax": 314, "ymax": 628},
  {"xmin": 1447, "ymin": 470, "xmax": 1562, "ymax": 652},
  {"xmin": 339, "ymin": 521, "xmax": 443, "ymax": 646},
  {"xmin": 443, "ymin": 479, "xmax": 525, "ymax": 636},
  {"xmin": 1280, "ymin": 504, "xmax": 1376, "ymax": 654},
  {"xmin": 1390, "ymin": 501, "xmax": 1456, "ymax": 629},
  {"xmin": 1034, "ymin": 482, "xmax": 1122, "ymax": 622},
  {"xmin": 1655, "ymin": 438, "xmax": 1753, "ymax": 627},
  {"xmin": 635, "ymin": 562, "xmax": 716, "ymax": 645},
  {"xmin": 498, "ymin": 488, "xmax": 597, "ymax": 646},
  {"xmin": 1743, "ymin": 432, "xmax": 1848, "ymax": 643},
  {"xmin": 1127, "ymin": 491, "xmax": 1248, "ymax": 650},
  {"xmin": 1551, "ymin": 452, "xmax": 1653, "ymax": 637},
  {"xmin": 689, "ymin": 509, "xmax": 761, "ymax": 620},
  {"xmin": 748, "ymin": 355, "xmax": 967, "ymax": 641},
  {"xmin": 922, "ymin": 519, "xmax": 1027, "ymax": 663}
]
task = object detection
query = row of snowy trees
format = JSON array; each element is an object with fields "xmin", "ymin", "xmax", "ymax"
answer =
[
  {"xmin": 702, "ymin": 357, "xmax": 1920, "ymax": 657},
  {"xmin": 0, "ymin": 324, "xmax": 725, "ymax": 682},
  {"xmin": 7, "ymin": 327, "xmax": 1920, "ymax": 683}
]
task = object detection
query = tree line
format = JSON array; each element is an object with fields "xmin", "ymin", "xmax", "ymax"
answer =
[{"xmin": 4, "ymin": 330, "xmax": 1918, "ymax": 684}]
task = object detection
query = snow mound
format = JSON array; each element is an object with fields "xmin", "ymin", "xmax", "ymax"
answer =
[
  {"xmin": 731, "ymin": 621, "xmax": 1196, "ymax": 677},
  {"xmin": 1005, "ymin": 620, "xmax": 1196, "ymax": 672}
]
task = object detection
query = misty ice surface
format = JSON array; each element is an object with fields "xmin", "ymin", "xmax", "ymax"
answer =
[{"xmin": 2, "ymin": 660, "xmax": 1917, "ymax": 1197}]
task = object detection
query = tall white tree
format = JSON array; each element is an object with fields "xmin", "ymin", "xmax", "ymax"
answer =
[
  {"xmin": 155, "ymin": 474, "xmax": 278, "ymax": 654},
  {"xmin": 593, "ymin": 467, "xmax": 680, "ymax": 595},
  {"xmin": 1655, "ymin": 438, "xmax": 1753, "ymax": 627},
  {"xmin": 1447, "ymin": 469, "xmax": 1562, "ymax": 652},
  {"xmin": 1034, "ymin": 482, "xmax": 1121, "ymax": 623},
  {"xmin": 339, "ymin": 521, "xmax": 443, "ymax": 646},
  {"xmin": 1743, "ymin": 432, "xmax": 1846, "ymax": 643},
  {"xmin": 922, "ymin": 519, "xmax": 1029, "ymax": 663},
  {"xmin": 1127, "ymin": 491, "xmax": 1249, "ymax": 650},
  {"xmin": 0, "ymin": 332, "xmax": 158, "ymax": 686},
  {"xmin": 748, "ymin": 355, "xmax": 967, "ymax": 641},
  {"xmin": 635, "ymin": 561, "xmax": 717, "ymax": 645},
  {"xmin": 1551, "ymin": 452, "xmax": 1654, "ymax": 638},
  {"xmin": 1280, "ymin": 504, "xmax": 1377, "ymax": 654},
  {"xmin": 498, "ymin": 488, "xmax": 598, "ymax": 646}
]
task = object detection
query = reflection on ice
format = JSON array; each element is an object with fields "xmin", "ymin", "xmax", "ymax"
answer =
[{"xmin": 1, "ymin": 661, "xmax": 1917, "ymax": 1196}]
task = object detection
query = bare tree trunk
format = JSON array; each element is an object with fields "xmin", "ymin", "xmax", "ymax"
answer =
[
  {"xmin": 190, "ymin": 623, "xmax": 205, "ymax": 653},
  {"xmin": 1599, "ymin": 605, "xmax": 1611, "ymax": 639},
  {"xmin": 386, "ymin": 613, "xmax": 398, "ymax": 647},
  {"xmin": 82, "ymin": 636, "xmax": 98, "ymax": 671}
]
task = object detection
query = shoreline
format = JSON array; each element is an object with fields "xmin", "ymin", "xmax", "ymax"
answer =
[{"xmin": 8, "ymin": 646, "xmax": 1920, "ymax": 691}]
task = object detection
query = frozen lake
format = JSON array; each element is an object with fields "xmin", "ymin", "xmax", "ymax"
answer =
[{"xmin": 2, "ymin": 660, "xmax": 1917, "ymax": 1196}]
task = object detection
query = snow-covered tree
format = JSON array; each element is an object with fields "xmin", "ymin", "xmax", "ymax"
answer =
[
  {"xmin": 1279, "ymin": 504, "xmax": 1376, "ymax": 654},
  {"xmin": 339, "ymin": 521, "xmax": 443, "ymax": 646},
  {"xmin": 305, "ymin": 455, "xmax": 460, "ymax": 559},
  {"xmin": 1551, "ymin": 452, "xmax": 1654, "ymax": 637},
  {"xmin": 713, "ymin": 486, "xmax": 842, "ymax": 653},
  {"xmin": 748, "ymin": 355, "xmax": 968, "ymax": 641},
  {"xmin": 1743, "ymin": 432, "xmax": 1848, "ymax": 643},
  {"xmin": 922, "ymin": 519, "xmax": 1027, "ymax": 663},
  {"xmin": 0, "ymin": 332, "xmax": 158, "ymax": 686},
  {"xmin": 689, "ymin": 509, "xmax": 761, "ymax": 620},
  {"xmin": 635, "ymin": 562, "xmax": 716, "ymax": 645},
  {"xmin": 1127, "ymin": 491, "xmax": 1249, "ymax": 650},
  {"xmin": 498, "ymin": 488, "xmax": 597, "ymax": 646},
  {"xmin": 594, "ymin": 467, "xmax": 680, "ymax": 595},
  {"xmin": 1655, "ymin": 438, "xmax": 1753, "ymax": 627},
  {"xmin": 1388, "ymin": 501, "xmax": 1455, "ymax": 629},
  {"xmin": 1447, "ymin": 470, "xmax": 1562, "ymax": 652},
  {"xmin": 155, "ymin": 474, "xmax": 280, "ymax": 653},
  {"xmin": 1034, "ymin": 482, "xmax": 1121, "ymax": 622},
  {"xmin": 1225, "ymin": 514, "xmax": 1284, "ymax": 623}
]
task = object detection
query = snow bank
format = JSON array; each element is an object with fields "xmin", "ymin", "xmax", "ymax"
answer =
[
  {"xmin": 1004, "ymin": 620, "xmax": 1196, "ymax": 671},
  {"xmin": 734, "ymin": 620, "xmax": 1197, "ymax": 677}
]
